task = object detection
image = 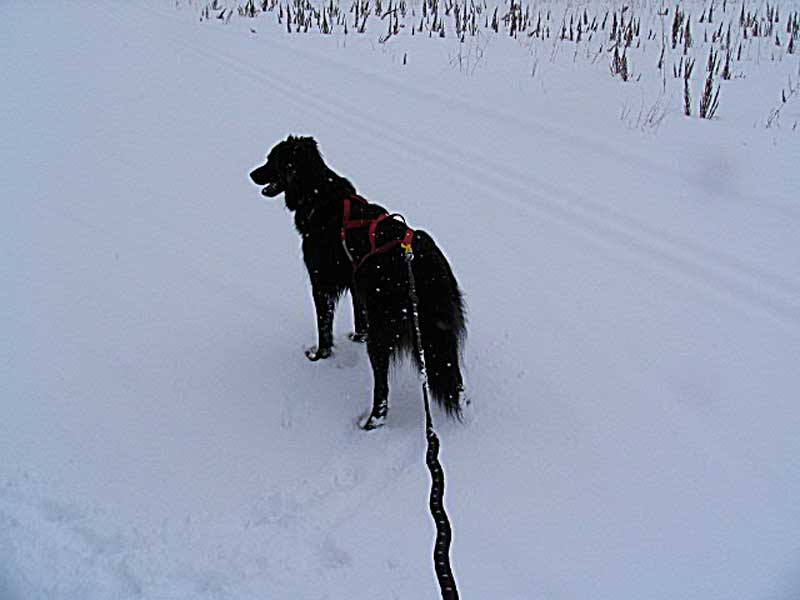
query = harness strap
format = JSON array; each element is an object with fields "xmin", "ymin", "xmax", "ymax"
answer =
[
  {"xmin": 341, "ymin": 196, "xmax": 373, "ymax": 240},
  {"xmin": 368, "ymin": 213, "xmax": 390, "ymax": 251},
  {"xmin": 342, "ymin": 195, "xmax": 415, "ymax": 272}
]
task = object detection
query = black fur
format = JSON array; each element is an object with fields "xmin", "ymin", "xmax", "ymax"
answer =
[{"xmin": 250, "ymin": 136, "xmax": 466, "ymax": 429}]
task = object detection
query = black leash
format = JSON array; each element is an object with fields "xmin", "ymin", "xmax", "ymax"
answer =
[{"xmin": 402, "ymin": 244, "xmax": 460, "ymax": 600}]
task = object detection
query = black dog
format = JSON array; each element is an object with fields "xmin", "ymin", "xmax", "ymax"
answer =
[{"xmin": 250, "ymin": 136, "xmax": 466, "ymax": 429}]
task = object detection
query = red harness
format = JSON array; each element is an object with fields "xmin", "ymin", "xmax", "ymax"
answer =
[{"xmin": 341, "ymin": 194, "xmax": 415, "ymax": 272}]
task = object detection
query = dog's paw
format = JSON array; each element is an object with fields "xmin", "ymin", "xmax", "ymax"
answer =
[
  {"xmin": 359, "ymin": 414, "xmax": 386, "ymax": 431},
  {"xmin": 348, "ymin": 332, "xmax": 368, "ymax": 343},
  {"xmin": 304, "ymin": 346, "xmax": 332, "ymax": 361}
]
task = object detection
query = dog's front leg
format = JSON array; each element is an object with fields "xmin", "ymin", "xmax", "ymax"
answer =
[{"xmin": 305, "ymin": 285, "xmax": 336, "ymax": 361}]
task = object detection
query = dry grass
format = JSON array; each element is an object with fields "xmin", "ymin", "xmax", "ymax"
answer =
[{"xmin": 187, "ymin": 0, "xmax": 800, "ymax": 124}]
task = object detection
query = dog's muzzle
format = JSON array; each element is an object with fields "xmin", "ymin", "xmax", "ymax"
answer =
[{"xmin": 261, "ymin": 182, "xmax": 284, "ymax": 197}]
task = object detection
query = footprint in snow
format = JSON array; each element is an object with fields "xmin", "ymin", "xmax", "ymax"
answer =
[
  {"xmin": 318, "ymin": 535, "xmax": 352, "ymax": 569},
  {"xmin": 248, "ymin": 491, "xmax": 299, "ymax": 528}
]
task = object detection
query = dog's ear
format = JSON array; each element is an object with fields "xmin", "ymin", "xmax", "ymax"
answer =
[
  {"xmin": 291, "ymin": 136, "xmax": 320, "ymax": 160},
  {"xmin": 285, "ymin": 136, "xmax": 323, "ymax": 185}
]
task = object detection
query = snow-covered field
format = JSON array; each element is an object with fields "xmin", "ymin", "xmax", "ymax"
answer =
[{"xmin": 2, "ymin": 0, "xmax": 800, "ymax": 598}]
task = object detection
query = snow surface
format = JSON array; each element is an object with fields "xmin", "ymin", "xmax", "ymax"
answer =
[{"xmin": 2, "ymin": 0, "xmax": 800, "ymax": 598}]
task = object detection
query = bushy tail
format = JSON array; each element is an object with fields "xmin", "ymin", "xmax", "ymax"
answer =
[{"xmin": 410, "ymin": 231, "xmax": 467, "ymax": 418}]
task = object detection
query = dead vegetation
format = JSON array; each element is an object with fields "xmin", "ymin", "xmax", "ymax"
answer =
[{"xmin": 190, "ymin": 0, "xmax": 800, "ymax": 124}]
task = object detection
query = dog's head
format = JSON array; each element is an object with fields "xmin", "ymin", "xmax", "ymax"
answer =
[{"xmin": 249, "ymin": 135, "xmax": 323, "ymax": 204}]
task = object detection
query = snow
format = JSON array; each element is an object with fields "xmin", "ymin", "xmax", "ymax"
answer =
[{"xmin": 2, "ymin": 0, "xmax": 800, "ymax": 598}]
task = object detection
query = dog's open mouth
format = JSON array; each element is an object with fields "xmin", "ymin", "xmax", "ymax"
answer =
[{"xmin": 261, "ymin": 182, "xmax": 284, "ymax": 197}]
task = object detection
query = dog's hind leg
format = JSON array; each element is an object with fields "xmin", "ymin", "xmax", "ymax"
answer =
[
  {"xmin": 361, "ymin": 340, "xmax": 390, "ymax": 430},
  {"xmin": 305, "ymin": 285, "xmax": 336, "ymax": 361},
  {"xmin": 349, "ymin": 291, "xmax": 369, "ymax": 343}
]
